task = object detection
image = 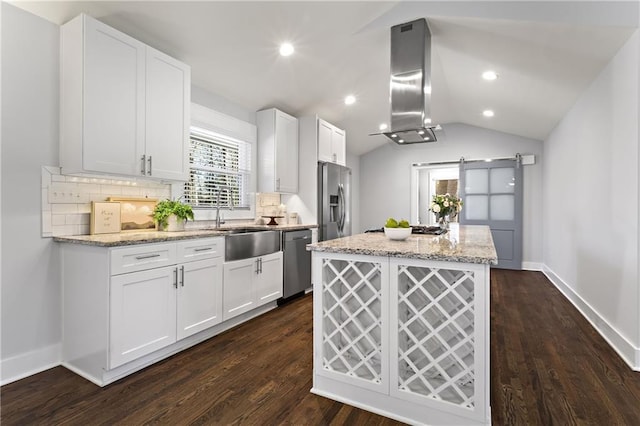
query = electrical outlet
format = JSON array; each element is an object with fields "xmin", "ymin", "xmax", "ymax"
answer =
[{"xmin": 48, "ymin": 184, "xmax": 89, "ymax": 204}]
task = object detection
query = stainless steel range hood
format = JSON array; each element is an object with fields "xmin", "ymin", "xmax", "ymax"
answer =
[{"xmin": 383, "ymin": 18, "xmax": 437, "ymax": 144}]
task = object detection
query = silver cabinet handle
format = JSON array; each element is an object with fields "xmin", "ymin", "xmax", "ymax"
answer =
[
  {"xmin": 135, "ymin": 253, "xmax": 161, "ymax": 260},
  {"xmin": 259, "ymin": 258, "xmax": 263, "ymax": 274},
  {"xmin": 141, "ymin": 155, "xmax": 146, "ymax": 175},
  {"xmin": 255, "ymin": 258, "xmax": 260, "ymax": 274},
  {"xmin": 194, "ymin": 247, "xmax": 212, "ymax": 252},
  {"xmin": 180, "ymin": 265, "xmax": 185, "ymax": 287},
  {"xmin": 147, "ymin": 155, "xmax": 152, "ymax": 176},
  {"xmin": 173, "ymin": 267, "xmax": 178, "ymax": 288}
]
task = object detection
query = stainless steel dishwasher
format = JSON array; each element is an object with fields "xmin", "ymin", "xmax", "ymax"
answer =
[{"xmin": 281, "ymin": 229, "xmax": 312, "ymax": 299}]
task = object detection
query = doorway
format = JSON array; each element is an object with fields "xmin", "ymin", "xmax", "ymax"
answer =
[{"xmin": 411, "ymin": 166, "xmax": 460, "ymax": 226}]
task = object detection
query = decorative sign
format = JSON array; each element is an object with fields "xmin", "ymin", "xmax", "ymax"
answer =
[
  {"xmin": 108, "ymin": 197, "xmax": 158, "ymax": 232},
  {"xmin": 90, "ymin": 202, "xmax": 121, "ymax": 235}
]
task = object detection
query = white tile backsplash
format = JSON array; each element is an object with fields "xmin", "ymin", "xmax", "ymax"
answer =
[
  {"xmin": 51, "ymin": 214, "xmax": 66, "ymax": 226},
  {"xmin": 41, "ymin": 166, "xmax": 172, "ymax": 237},
  {"xmin": 42, "ymin": 211, "xmax": 52, "ymax": 233},
  {"xmin": 52, "ymin": 204, "xmax": 78, "ymax": 214}
]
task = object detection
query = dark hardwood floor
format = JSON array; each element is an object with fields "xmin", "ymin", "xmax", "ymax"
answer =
[{"xmin": 2, "ymin": 270, "xmax": 640, "ymax": 425}]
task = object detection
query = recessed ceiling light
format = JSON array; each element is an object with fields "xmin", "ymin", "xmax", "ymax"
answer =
[
  {"xmin": 398, "ymin": 139, "xmax": 405, "ymax": 143},
  {"xmin": 279, "ymin": 43, "xmax": 294, "ymax": 57},
  {"xmin": 379, "ymin": 123, "xmax": 388, "ymax": 131},
  {"xmin": 391, "ymin": 134, "xmax": 397, "ymax": 138},
  {"xmin": 482, "ymin": 70, "xmax": 498, "ymax": 81},
  {"xmin": 418, "ymin": 130, "xmax": 425, "ymax": 135},
  {"xmin": 344, "ymin": 95, "xmax": 356, "ymax": 105},
  {"xmin": 483, "ymin": 109, "xmax": 495, "ymax": 117}
]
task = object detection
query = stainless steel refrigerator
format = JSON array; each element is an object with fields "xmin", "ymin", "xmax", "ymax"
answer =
[{"xmin": 318, "ymin": 161, "xmax": 351, "ymax": 241}]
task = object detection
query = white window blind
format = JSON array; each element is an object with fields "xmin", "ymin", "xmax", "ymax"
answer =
[{"xmin": 184, "ymin": 128, "xmax": 251, "ymax": 209}]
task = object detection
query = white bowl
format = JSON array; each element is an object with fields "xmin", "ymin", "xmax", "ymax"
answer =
[{"xmin": 384, "ymin": 226, "xmax": 412, "ymax": 241}]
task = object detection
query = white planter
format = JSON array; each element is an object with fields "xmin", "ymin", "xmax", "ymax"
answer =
[{"xmin": 164, "ymin": 215, "xmax": 185, "ymax": 232}]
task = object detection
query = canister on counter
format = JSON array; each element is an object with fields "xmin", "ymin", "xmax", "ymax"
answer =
[{"xmin": 288, "ymin": 212, "xmax": 298, "ymax": 224}]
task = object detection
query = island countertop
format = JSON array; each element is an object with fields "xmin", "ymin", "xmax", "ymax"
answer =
[
  {"xmin": 53, "ymin": 223, "xmax": 317, "ymax": 247},
  {"xmin": 307, "ymin": 224, "xmax": 497, "ymax": 265}
]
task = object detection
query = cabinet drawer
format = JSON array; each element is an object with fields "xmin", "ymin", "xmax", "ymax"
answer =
[
  {"xmin": 110, "ymin": 243, "xmax": 177, "ymax": 275},
  {"xmin": 177, "ymin": 237, "xmax": 224, "ymax": 261}
]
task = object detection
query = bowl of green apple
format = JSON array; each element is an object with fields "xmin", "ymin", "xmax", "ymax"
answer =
[{"xmin": 384, "ymin": 218, "xmax": 412, "ymax": 240}]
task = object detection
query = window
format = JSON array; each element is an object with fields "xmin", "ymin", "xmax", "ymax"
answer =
[{"xmin": 184, "ymin": 127, "xmax": 252, "ymax": 209}]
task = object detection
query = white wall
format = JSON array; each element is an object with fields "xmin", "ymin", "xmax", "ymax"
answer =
[
  {"xmin": 542, "ymin": 30, "xmax": 639, "ymax": 368},
  {"xmin": 1, "ymin": 3, "xmax": 62, "ymax": 383},
  {"xmin": 360, "ymin": 123, "xmax": 544, "ymax": 265},
  {"xmin": 191, "ymin": 85, "xmax": 256, "ymax": 125}
]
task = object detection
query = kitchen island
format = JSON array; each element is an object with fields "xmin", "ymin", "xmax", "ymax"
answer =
[{"xmin": 307, "ymin": 225, "xmax": 497, "ymax": 425}]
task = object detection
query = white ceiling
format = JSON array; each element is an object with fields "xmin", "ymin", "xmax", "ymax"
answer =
[{"xmin": 10, "ymin": 1, "xmax": 638, "ymax": 156}]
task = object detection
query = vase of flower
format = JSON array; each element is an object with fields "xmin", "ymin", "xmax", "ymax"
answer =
[
  {"xmin": 430, "ymin": 193, "xmax": 463, "ymax": 231},
  {"xmin": 436, "ymin": 213, "xmax": 450, "ymax": 230}
]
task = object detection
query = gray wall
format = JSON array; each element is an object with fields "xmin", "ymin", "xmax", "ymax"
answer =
[
  {"xmin": 543, "ymin": 30, "xmax": 639, "ymax": 359},
  {"xmin": 360, "ymin": 123, "xmax": 544, "ymax": 266},
  {"xmin": 1, "ymin": 3, "xmax": 61, "ymax": 382}
]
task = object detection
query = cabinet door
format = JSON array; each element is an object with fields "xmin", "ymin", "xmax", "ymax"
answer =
[
  {"xmin": 317, "ymin": 119, "xmax": 334, "ymax": 163},
  {"xmin": 275, "ymin": 110, "xmax": 298, "ymax": 193},
  {"xmin": 223, "ymin": 258, "xmax": 256, "ymax": 321},
  {"xmin": 332, "ymin": 128, "xmax": 346, "ymax": 166},
  {"xmin": 255, "ymin": 252, "xmax": 283, "ymax": 304},
  {"xmin": 83, "ymin": 16, "xmax": 145, "ymax": 176},
  {"xmin": 145, "ymin": 47, "xmax": 190, "ymax": 181},
  {"xmin": 110, "ymin": 266, "xmax": 177, "ymax": 368},
  {"xmin": 177, "ymin": 258, "xmax": 223, "ymax": 340}
]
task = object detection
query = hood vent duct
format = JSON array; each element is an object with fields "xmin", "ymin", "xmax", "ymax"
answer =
[{"xmin": 382, "ymin": 18, "xmax": 437, "ymax": 144}]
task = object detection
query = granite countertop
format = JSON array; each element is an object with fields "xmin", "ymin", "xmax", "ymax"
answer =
[
  {"xmin": 54, "ymin": 223, "xmax": 318, "ymax": 247},
  {"xmin": 307, "ymin": 224, "xmax": 497, "ymax": 265}
]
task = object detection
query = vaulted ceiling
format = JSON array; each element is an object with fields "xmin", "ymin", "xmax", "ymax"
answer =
[{"xmin": 11, "ymin": 1, "xmax": 638, "ymax": 155}]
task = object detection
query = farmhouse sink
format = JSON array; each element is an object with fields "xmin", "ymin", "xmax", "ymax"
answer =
[
  {"xmin": 224, "ymin": 229, "xmax": 280, "ymax": 261},
  {"xmin": 223, "ymin": 228, "xmax": 268, "ymax": 234}
]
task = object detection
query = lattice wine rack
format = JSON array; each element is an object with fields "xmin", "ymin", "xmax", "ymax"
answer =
[
  {"xmin": 396, "ymin": 265, "xmax": 476, "ymax": 409},
  {"xmin": 321, "ymin": 258, "xmax": 383, "ymax": 385}
]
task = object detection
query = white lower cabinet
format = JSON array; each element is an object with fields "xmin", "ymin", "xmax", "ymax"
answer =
[
  {"xmin": 61, "ymin": 237, "xmax": 233, "ymax": 384},
  {"xmin": 222, "ymin": 258, "xmax": 255, "ymax": 320},
  {"xmin": 61, "ymin": 236, "xmax": 284, "ymax": 386},
  {"xmin": 223, "ymin": 251, "xmax": 283, "ymax": 321},
  {"xmin": 255, "ymin": 252, "xmax": 284, "ymax": 304},
  {"xmin": 177, "ymin": 257, "xmax": 223, "ymax": 340},
  {"xmin": 109, "ymin": 239, "xmax": 224, "ymax": 369},
  {"xmin": 110, "ymin": 266, "xmax": 177, "ymax": 368}
]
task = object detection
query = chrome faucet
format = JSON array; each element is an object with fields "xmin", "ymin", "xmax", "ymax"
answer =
[{"xmin": 215, "ymin": 186, "xmax": 234, "ymax": 228}]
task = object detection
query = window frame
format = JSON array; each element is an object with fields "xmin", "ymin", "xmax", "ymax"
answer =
[
  {"xmin": 172, "ymin": 103, "xmax": 257, "ymax": 222},
  {"xmin": 185, "ymin": 129, "xmax": 252, "ymax": 210}
]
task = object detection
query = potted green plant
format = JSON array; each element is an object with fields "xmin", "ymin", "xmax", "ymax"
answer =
[{"xmin": 152, "ymin": 199, "xmax": 194, "ymax": 232}]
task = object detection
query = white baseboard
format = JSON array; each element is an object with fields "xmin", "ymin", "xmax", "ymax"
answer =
[
  {"xmin": 1, "ymin": 343, "xmax": 62, "ymax": 386},
  {"xmin": 542, "ymin": 265, "xmax": 640, "ymax": 371},
  {"xmin": 522, "ymin": 261, "xmax": 543, "ymax": 271}
]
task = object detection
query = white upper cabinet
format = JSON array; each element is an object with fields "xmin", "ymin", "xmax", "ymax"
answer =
[
  {"xmin": 317, "ymin": 118, "xmax": 346, "ymax": 166},
  {"xmin": 257, "ymin": 108, "xmax": 299, "ymax": 193},
  {"xmin": 144, "ymin": 47, "xmax": 190, "ymax": 181},
  {"xmin": 60, "ymin": 14, "xmax": 190, "ymax": 181}
]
